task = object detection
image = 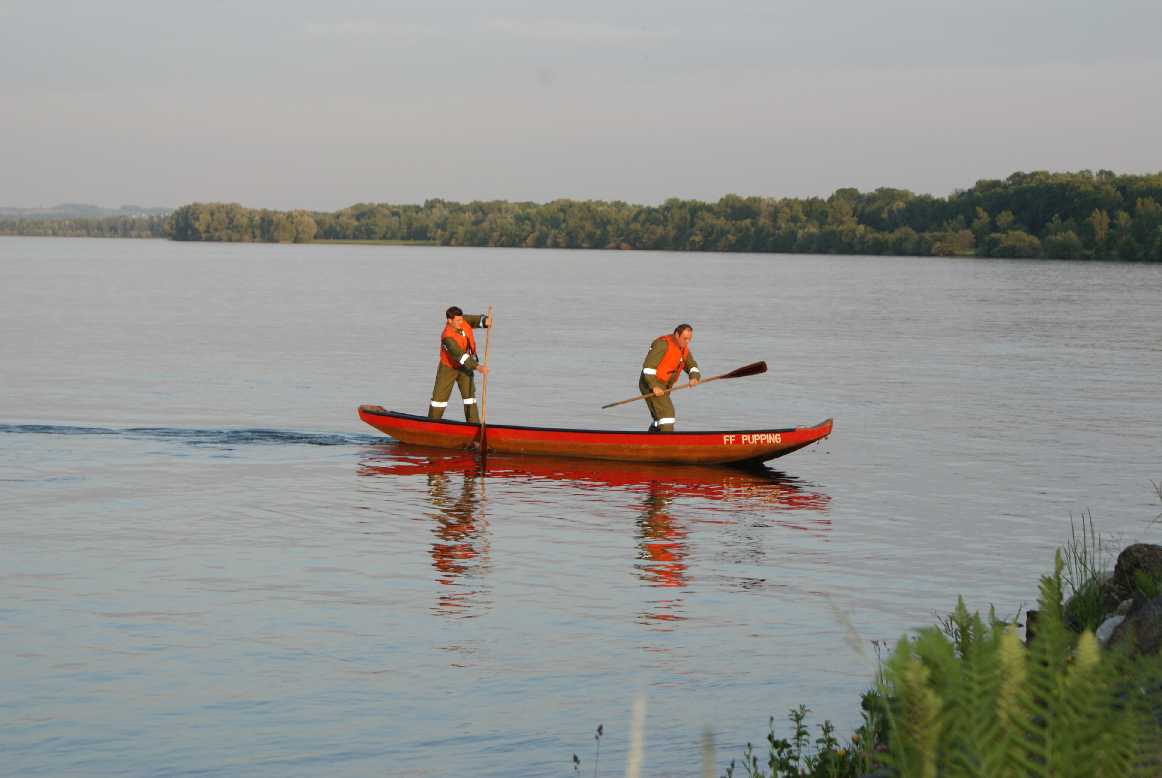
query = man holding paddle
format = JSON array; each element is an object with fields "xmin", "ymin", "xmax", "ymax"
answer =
[
  {"xmin": 601, "ymin": 330, "xmax": 765, "ymax": 421},
  {"xmin": 639, "ymin": 324, "xmax": 700, "ymax": 432},
  {"xmin": 429, "ymin": 306, "xmax": 490, "ymax": 422}
]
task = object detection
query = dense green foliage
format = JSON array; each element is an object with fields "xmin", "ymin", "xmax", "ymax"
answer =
[
  {"xmin": 722, "ymin": 699, "xmax": 887, "ymax": 778},
  {"xmin": 721, "ymin": 551, "xmax": 1162, "ymax": 777},
  {"xmin": 0, "ymin": 215, "xmax": 167, "ymax": 238},
  {"xmin": 879, "ymin": 558, "xmax": 1162, "ymax": 777},
  {"xmin": 1060, "ymin": 512, "xmax": 1112, "ymax": 632},
  {"xmin": 161, "ymin": 170, "xmax": 1162, "ymax": 259},
  {"xmin": 166, "ymin": 203, "xmax": 318, "ymax": 243}
]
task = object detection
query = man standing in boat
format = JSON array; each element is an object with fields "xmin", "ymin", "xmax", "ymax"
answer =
[
  {"xmin": 429, "ymin": 306, "xmax": 490, "ymax": 422},
  {"xmin": 640, "ymin": 324, "xmax": 700, "ymax": 432}
]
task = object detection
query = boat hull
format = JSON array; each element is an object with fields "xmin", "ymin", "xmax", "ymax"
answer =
[{"xmin": 357, "ymin": 406, "xmax": 832, "ymax": 465}]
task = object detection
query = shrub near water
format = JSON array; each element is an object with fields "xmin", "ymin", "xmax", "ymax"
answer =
[
  {"xmin": 721, "ymin": 700, "xmax": 887, "ymax": 778},
  {"xmin": 880, "ymin": 555, "xmax": 1162, "ymax": 777},
  {"xmin": 721, "ymin": 550, "xmax": 1162, "ymax": 777},
  {"xmin": 1060, "ymin": 511, "xmax": 1111, "ymax": 632}
]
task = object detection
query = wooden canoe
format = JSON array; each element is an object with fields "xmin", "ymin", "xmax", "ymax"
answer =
[{"xmin": 357, "ymin": 405, "xmax": 833, "ymax": 465}]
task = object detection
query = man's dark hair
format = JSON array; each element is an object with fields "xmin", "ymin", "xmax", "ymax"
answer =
[
  {"xmin": 446, "ymin": 306, "xmax": 463, "ymax": 320},
  {"xmin": 674, "ymin": 323, "xmax": 693, "ymax": 336}
]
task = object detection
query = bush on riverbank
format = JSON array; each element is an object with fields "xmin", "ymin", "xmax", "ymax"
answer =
[
  {"xmin": 876, "ymin": 556, "xmax": 1162, "ymax": 778},
  {"xmin": 719, "ymin": 524, "xmax": 1162, "ymax": 777}
]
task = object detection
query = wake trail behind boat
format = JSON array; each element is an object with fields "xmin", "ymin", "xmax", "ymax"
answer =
[{"xmin": 0, "ymin": 424, "xmax": 383, "ymax": 447}]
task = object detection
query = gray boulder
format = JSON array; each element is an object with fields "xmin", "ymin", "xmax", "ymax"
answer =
[
  {"xmin": 1109, "ymin": 543, "xmax": 1162, "ymax": 603},
  {"xmin": 1108, "ymin": 594, "xmax": 1162, "ymax": 656}
]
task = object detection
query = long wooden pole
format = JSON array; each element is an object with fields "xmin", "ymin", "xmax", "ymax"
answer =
[{"xmin": 479, "ymin": 306, "xmax": 493, "ymax": 459}]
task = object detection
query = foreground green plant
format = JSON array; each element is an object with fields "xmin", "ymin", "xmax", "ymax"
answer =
[
  {"xmin": 881, "ymin": 552, "xmax": 1162, "ymax": 777},
  {"xmin": 721, "ymin": 546, "xmax": 1161, "ymax": 778},
  {"xmin": 722, "ymin": 696, "xmax": 888, "ymax": 778},
  {"xmin": 1060, "ymin": 510, "xmax": 1112, "ymax": 632}
]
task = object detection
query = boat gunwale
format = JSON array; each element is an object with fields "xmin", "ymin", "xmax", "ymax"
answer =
[{"xmin": 359, "ymin": 407, "xmax": 832, "ymax": 438}]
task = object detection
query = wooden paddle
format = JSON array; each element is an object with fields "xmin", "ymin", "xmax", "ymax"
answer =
[
  {"xmin": 478, "ymin": 305, "xmax": 493, "ymax": 460},
  {"xmin": 600, "ymin": 360, "xmax": 767, "ymax": 409}
]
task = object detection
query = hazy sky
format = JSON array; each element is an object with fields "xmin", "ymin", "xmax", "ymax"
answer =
[{"xmin": 2, "ymin": 0, "xmax": 1161, "ymax": 209}]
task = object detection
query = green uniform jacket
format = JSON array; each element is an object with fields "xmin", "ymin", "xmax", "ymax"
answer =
[
  {"xmin": 641, "ymin": 336, "xmax": 701, "ymax": 390},
  {"xmin": 441, "ymin": 314, "xmax": 490, "ymax": 372}
]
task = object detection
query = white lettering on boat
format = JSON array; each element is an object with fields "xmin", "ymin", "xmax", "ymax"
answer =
[{"xmin": 724, "ymin": 433, "xmax": 782, "ymax": 445}]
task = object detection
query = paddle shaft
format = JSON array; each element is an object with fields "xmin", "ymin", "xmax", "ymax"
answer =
[
  {"xmin": 600, "ymin": 361, "xmax": 766, "ymax": 409},
  {"xmin": 479, "ymin": 306, "xmax": 493, "ymax": 454},
  {"xmin": 601, "ymin": 376, "xmax": 714, "ymax": 409}
]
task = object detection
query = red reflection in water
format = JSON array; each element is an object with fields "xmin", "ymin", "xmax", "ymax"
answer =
[
  {"xmin": 637, "ymin": 482, "xmax": 688, "ymax": 588},
  {"xmin": 636, "ymin": 481, "xmax": 690, "ymax": 627},
  {"xmin": 358, "ymin": 445, "xmax": 831, "ymax": 625},
  {"xmin": 361, "ymin": 448, "xmax": 829, "ymax": 509},
  {"xmin": 424, "ymin": 471, "xmax": 490, "ymax": 617}
]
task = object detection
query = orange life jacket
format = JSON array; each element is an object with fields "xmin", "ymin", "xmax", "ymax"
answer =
[
  {"xmin": 439, "ymin": 321, "xmax": 478, "ymax": 369},
  {"xmin": 655, "ymin": 334, "xmax": 689, "ymax": 385}
]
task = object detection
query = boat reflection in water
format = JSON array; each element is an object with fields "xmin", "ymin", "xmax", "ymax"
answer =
[
  {"xmin": 636, "ymin": 481, "xmax": 690, "ymax": 625},
  {"xmin": 424, "ymin": 469, "xmax": 491, "ymax": 618},
  {"xmin": 357, "ymin": 443, "xmax": 831, "ymax": 625}
]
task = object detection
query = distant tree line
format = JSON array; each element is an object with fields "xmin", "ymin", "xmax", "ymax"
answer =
[
  {"xmin": 6, "ymin": 171, "xmax": 1161, "ymax": 259},
  {"xmin": 0, "ymin": 204, "xmax": 170, "ymax": 220},
  {"xmin": 166, "ymin": 171, "xmax": 1162, "ymax": 260},
  {"xmin": 0, "ymin": 215, "xmax": 167, "ymax": 239},
  {"xmin": 165, "ymin": 204, "xmax": 319, "ymax": 244}
]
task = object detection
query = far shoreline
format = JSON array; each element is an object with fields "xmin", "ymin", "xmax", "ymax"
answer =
[{"xmin": 4, "ymin": 170, "xmax": 1162, "ymax": 261}]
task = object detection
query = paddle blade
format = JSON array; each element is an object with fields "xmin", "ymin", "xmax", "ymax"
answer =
[{"xmin": 720, "ymin": 361, "xmax": 767, "ymax": 380}]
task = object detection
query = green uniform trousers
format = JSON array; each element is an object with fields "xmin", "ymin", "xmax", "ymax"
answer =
[
  {"xmin": 429, "ymin": 364, "xmax": 479, "ymax": 422},
  {"xmin": 639, "ymin": 377, "xmax": 676, "ymax": 432}
]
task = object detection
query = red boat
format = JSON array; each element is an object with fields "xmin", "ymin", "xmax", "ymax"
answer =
[{"xmin": 357, "ymin": 405, "xmax": 833, "ymax": 465}]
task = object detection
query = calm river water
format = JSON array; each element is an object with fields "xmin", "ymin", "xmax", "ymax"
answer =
[{"xmin": 2, "ymin": 237, "xmax": 1160, "ymax": 777}]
